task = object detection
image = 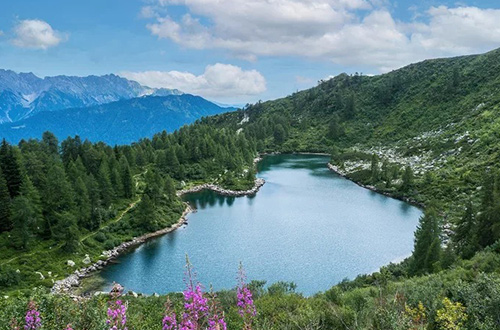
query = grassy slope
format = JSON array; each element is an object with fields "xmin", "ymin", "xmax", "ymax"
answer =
[{"xmin": 3, "ymin": 49, "xmax": 500, "ymax": 329}]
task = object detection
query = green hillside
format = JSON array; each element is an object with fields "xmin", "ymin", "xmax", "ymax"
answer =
[{"xmin": 3, "ymin": 49, "xmax": 500, "ymax": 329}]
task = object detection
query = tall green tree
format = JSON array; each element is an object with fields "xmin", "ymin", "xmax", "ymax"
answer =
[
  {"xmin": 97, "ymin": 160, "xmax": 114, "ymax": 207},
  {"xmin": 411, "ymin": 207, "xmax": 442, "ymax": 275},
  {"xmin": 120, "ymin": 156, "xmax": 134, "ymax": 199},
  {"xmin": 74, "ymin": 177, "xmax": 91, "ymax": 228},
  {"xmin": 0, "ymin": 140, "xmax": 23, "ymax": 198},
  {"xmin": 11, "ymin": 196, "xmax": 37, "ymax": 249},
  {"xmin": 454, "ymin": 200, "xmax": 477, "ymax": 258},
  {"xmin": 0, "ymin": 168, "xmax": 11, "ymax": 232},
  {"xmin": 135, "ymin": 194, "xmax": 157, "ymax": 232},
  {"xmin": 401, "ymin": 166, "xmax": 414, "ymax": 192},
  {"xmin": 42, "ymin": 164, "xmax": 75, "ymax": 237},
  {"xmin": 370, "ymin": 154, "xmax": 380, "ymax": 183}
]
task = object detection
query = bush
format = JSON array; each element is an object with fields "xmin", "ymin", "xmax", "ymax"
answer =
[
  {"xmin": 94, "ymin": 232, "xmax": 107, "ymax": 243},
  {"xmin": 0, "ymin": 266, "xmax": 21, "ymax": 288}
]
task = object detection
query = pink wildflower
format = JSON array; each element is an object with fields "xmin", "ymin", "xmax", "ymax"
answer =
[
  {"xmin": 107, "ymin": 283, "xmax": 128, "ymax": 330},
  {"xmin": 237, "ymin": 264, "xmax": 256, "ymax": 330},
  {"xmin": 162, "ymin": 299, "xmax": 178, "ymax": 330},
  {"xmin": 24, "ymin": 301, "xmax": 41, "ymax": 330}
]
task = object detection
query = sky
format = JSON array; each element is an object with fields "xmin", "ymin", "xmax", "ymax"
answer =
[{"xmin": 1, "ymin": 0, "xmax": 500, "ymax": 104}]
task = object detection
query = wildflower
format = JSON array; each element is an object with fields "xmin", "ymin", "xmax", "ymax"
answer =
[
  {"xmin": 65, "ymin": 324, "xmax": 74, "ymax": 330},
  {"xmin": 24, "ymin": 301, "xmax": 41, "ymax": 330},
  {"xmin": 237, "ymin": 264, "xmax": 256, "ymax": 330},
  {"xmin": 162, "ymin": 299, "xmax": 178, "ymax": 330},
  {"xmin": 107, "ymin": 283, "xmax": 128, "ymax": 330},
  {"xmin": 180, "ymin": 257, "xmax": 209, "ymax": 329},
  {"xmin": 207, "ymin": 290, "xmax": 226, "ymax": 330}
]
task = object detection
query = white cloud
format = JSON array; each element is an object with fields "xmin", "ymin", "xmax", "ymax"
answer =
[
  {"xmin": 144, "ymin": 1, "xmax": 500, "ymax": 71},
  {"xmin": 121, "ymin": 63, "xmax": 266, "ymax": 102},
  {"xmin": 12, "ymin": 19, "xmax": 66, "ymax": 49}
]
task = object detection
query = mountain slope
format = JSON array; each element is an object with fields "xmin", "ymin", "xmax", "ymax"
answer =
[
  {"xmin": 0, "ymin": 70, "xmax": 181, "ymax": 123},
  {"xmin": 203, "ymin": 48, "xmax": 500, "ymax": 217},
  {"xmin": 0, "ymin": 94, "xmax": 233, "ymax": 145}
]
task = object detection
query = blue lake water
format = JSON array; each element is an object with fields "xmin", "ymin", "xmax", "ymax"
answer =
[{"xmin": 99, "ymin": 154, "xmax": 422, "ymax": 295}]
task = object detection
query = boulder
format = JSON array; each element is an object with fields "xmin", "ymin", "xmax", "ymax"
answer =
[{"xmin": 83, "ymin": 254, "xmax": 91, "ymax": 264}]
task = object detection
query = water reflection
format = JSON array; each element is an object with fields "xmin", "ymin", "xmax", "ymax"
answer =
[{"xmin": 100, "ymin": 154, "xmax": 422, "ymax": 296}]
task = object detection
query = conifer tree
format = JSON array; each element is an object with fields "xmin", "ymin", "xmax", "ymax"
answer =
[
  {"xmin": 0, "ymin": 140, "xmax": 23, "ymax": 198},
  {"xmin": 74, "ymin": 177, "xmax": 91, "ymax": 228},
  {"xmin": 43, "ymin": 164, "xmax": 75, "ymax": 237},
  {"xmin": 97, "ymin": 160, "xmax": 113, "ymax": 207},
  {"xmin": 401, "ymin": 166, "xmax": 414, "ymax": 192},
  {"xmin": 11, "ymin": 196, "xmax": 37, "ymax": 249},
  {"xmin": 454, "ymin": 200, "xmax": 477, "ymax": 258},
  {"xmin": 0, "ymin": 168, "xmax": 11, "ymax": 232},
  {"xmin": 120, "ymin": 156, "xmax": 134, "ymax": 198},
  {"xmin": 136, "ymin": 194, "xmax": 156, "ymax": 231},
  {"xmin": 411, "ymin": 207, "xmax": 441, "ymax": 275},
  {"xmin": 370, "ymin": 154, "xmax": 380, "ymax": 183}
]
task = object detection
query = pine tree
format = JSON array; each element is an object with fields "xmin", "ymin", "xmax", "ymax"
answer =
[
  {"xmin": 42, "ymin": 131, "xmax": 59, "ymax": 156},
  {"xmin": 477, "ymin": 172, "xmax": 497, "ymax": 248},
  {"xmin": 120, "ymin": 156, "xmax": 134, "ymax": 198},
  {"xmin": 411, "ymin": 207, "xmax": 441, "ymax": 275},
  {"xmin": 370, "ymin": 154, "xmax": 380, "ymax": 183},
  {"xmin": 273, "ymin": 124, "xmax": 286, "ymax": 144},
  {"xmin": 55, "ymin": 212, "xmax": 79, "ymax": 252},
  {"xmin": 136, "ymin": 194, "xmax": 157, "ymax": 231},
  {"xmin": 42, "ymin": 164, "xmax": 75, "ymax": 237},
  {"xmin": 19, "ymin": 176, "xmax": 42, "ymax": 232},
  {"xmin": 164, "ymin": 175, "xmax": 176, "ymax": 201},
  {"xmin": 327, "ymin": 115, "xmax": 343, "ymax": 140},
  {"xmin": 74, "ymin": 177, "xmax": 91, "ymax": 228},
  {"xmin": 0, "ymin": 140, "xmax": 23, "ymax": 198},
  {"xmin": 454, "ymin": 200, "xmax": 477, "ymax": 258},
  {"xmin": 0, "ymin": 168, "xmax": 11, "ymax": 232},
  {"xmin": 97, "ymin": 160, "xmax": 113, "ymax": 207},
  {"xmin": 11, "ymin": 196, "xmax": 37, "ymax": 249},
  {"xmin": 401, "ymin": 166, "xmax": 414, "ymax": 192}
]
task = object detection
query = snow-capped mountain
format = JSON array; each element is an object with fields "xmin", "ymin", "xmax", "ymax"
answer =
[{"xmin": 0, "ymin": 69, "xmax": 181, "ymax": 123}]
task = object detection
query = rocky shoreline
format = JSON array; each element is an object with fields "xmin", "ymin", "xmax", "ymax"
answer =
[
  {"xmin": 327, "ymin": 163, "xmax": 425, "ymax": 209},
  {"xmin": 52, "ymin": 174, "xmax": 266, "ymax": 296},
  {"xmin": 177, "ymin": 177, "xmax": 265, "ymax": 197},
  {"xmin": 51, "ymin": 204, "xmax": 194, "ymax": 295}
]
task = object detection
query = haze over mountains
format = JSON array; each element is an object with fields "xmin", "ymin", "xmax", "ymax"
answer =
[
  {"xmin": 0, "ymin": 69, "xmax": 183, "ymax": 123},
  {"xmin": 0, "ymin": 70, "xmax": 232, "ymax": 144}
]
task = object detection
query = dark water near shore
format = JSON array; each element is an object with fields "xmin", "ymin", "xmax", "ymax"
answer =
[{"xmin": 99, "ymin": 154, "xmax": 421, "ymax": 295}]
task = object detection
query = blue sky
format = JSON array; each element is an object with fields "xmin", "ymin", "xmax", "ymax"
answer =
[{"xmin": 1, "ymin": 0, "xmax": 500, "ymax": 104}]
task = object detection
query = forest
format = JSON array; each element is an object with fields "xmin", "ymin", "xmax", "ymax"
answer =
[{"xmin": 2, "ymin": 48, "xmax": 500, "ymax": 329}]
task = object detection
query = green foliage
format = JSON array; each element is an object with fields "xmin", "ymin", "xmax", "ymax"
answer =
[{"xmin": 411, "ymin": 207, "xmax": 442, "ymax": 275}]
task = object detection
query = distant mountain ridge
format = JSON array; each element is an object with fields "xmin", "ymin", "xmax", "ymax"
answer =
[
  {"xmin": 0, "ymin": 94, "xmax": 234, "ymax": 145},
  {"xmin": 0, "ymin": 69, "xmax": 182, "ymax": 123}
]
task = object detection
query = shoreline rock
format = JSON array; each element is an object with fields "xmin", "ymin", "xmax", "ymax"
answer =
[
  {"xmin": 327, "ymin": 163, "xmax": 425, "ymax": 209},
  {"xmin": 52, "ymin": 157, "xmax": 266, "ymax": 296},
  {"xmin": 51, "ymin": 204, "xmax": 194, "ymax": 295},
  {"xmin": 177, "ymin": 178, "xmax": 265, "ymax": 198}
]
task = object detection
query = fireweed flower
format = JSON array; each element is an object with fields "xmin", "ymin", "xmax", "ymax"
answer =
[
  {"xmin": 24, "ymin": 301, "xmax": 41, "ymax": 330},
  {"xmin": 180, "ymin": 257, "xmax": 209, "ymax": 329},
  {"xmin": 207, "ymin": 290, "xmax": 227, "ymax": 330},
  {"xmin": 162, "ymin": 299, "xmax": 178, "ymax": 330},
  {"xmin": 107, "ymin": 283, "xmax": 128, "ymax": 330},
  {"xmin": 65, "ymin": 325, "xmax": 74, "ymax": 330},
  {"xmin": 237, "ymin": 264, "xmax": 256, "ymax": 330}
]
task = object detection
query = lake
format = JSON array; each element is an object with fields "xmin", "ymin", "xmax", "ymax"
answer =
[{"xmin": 99, "ymin": 154, "xmax": 422, "ymax": 295}]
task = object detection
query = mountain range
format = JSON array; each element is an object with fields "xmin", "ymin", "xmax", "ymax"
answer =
[
  {"xmin": 0, "ymin": 69, "xmax": 181, "ymax": 124},
  {"xmin": 0, "ymin": 94, "xmax": 233, "ymax": 145}
]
